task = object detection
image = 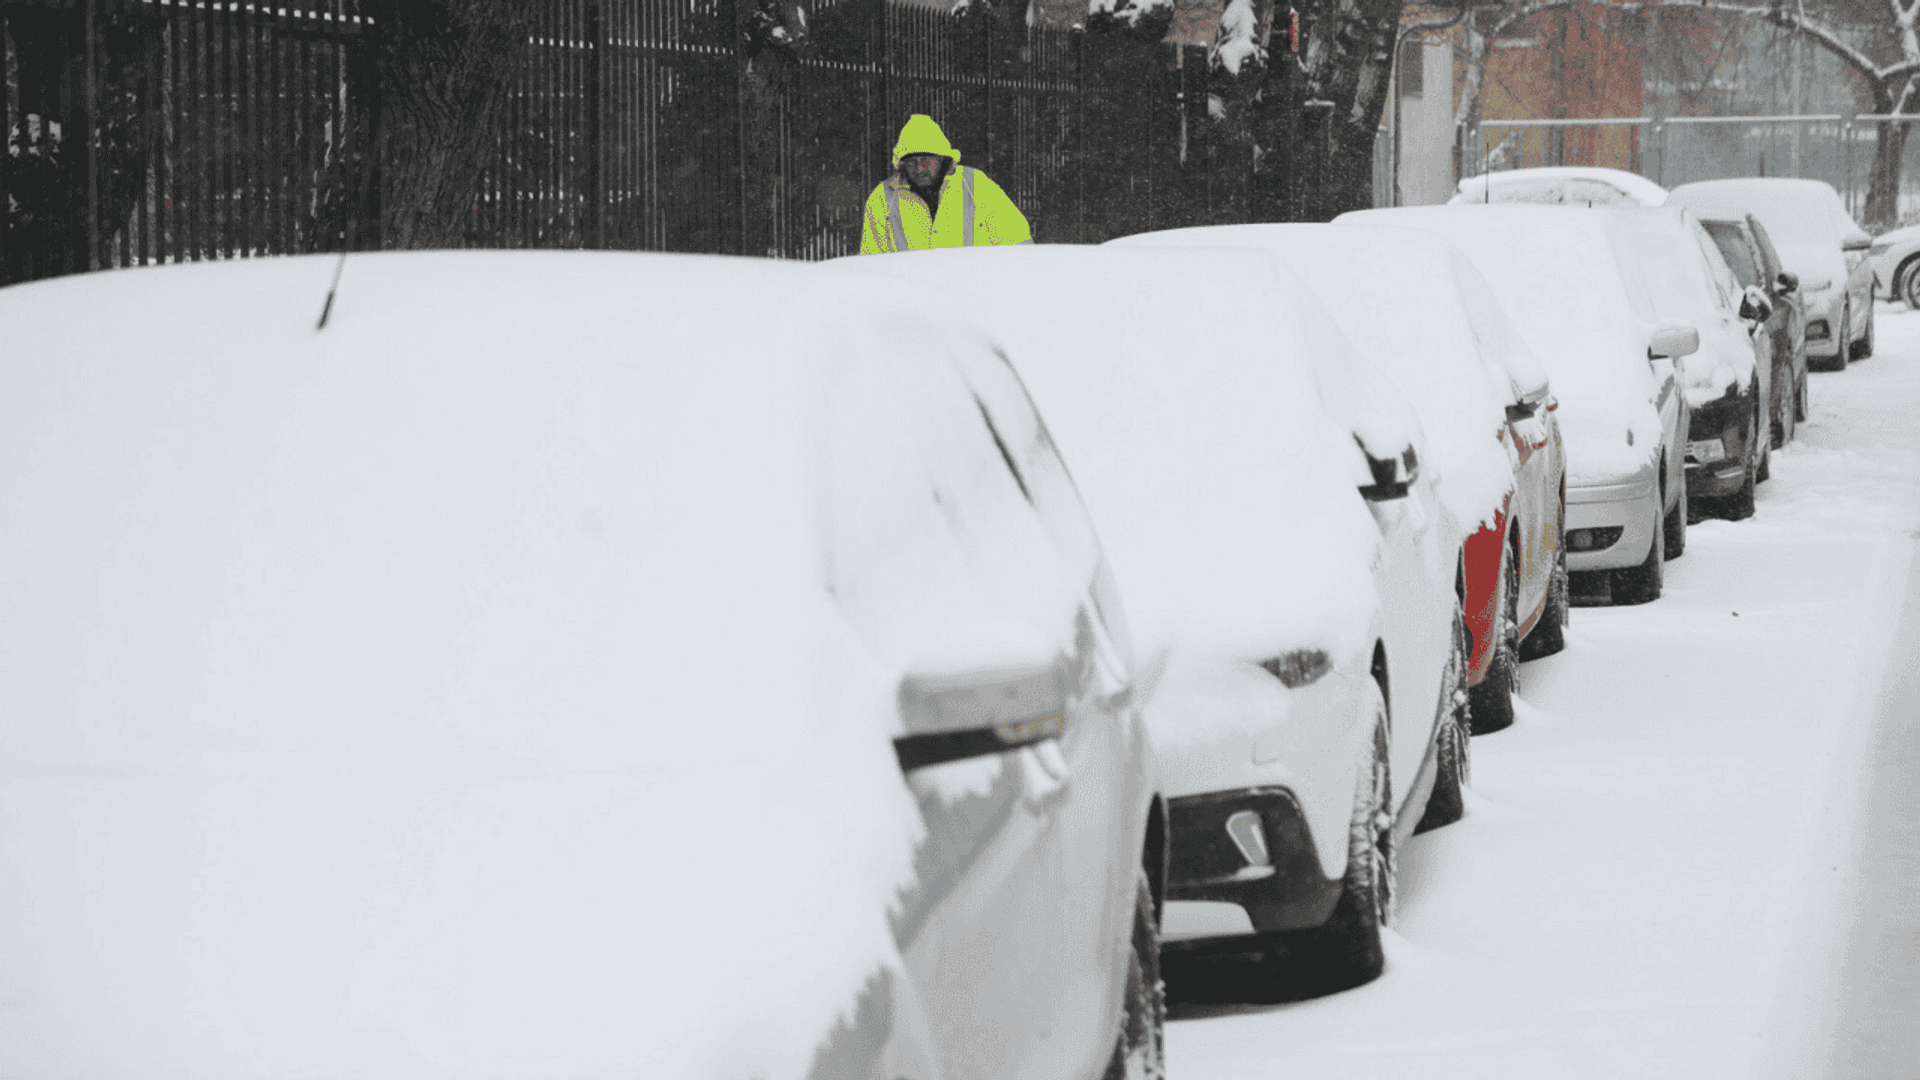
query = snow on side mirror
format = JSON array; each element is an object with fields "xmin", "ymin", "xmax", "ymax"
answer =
[
  {"xmin": 1648, "ymin": 319, "xmax": 1700, "ymax": 361},
  {"xmin": 1738, "ymin": 285, "xmax": 1773, "ymax": 323},
  {"xmin": 1843, "ymin": 230, "xmax": 1872, "ymax": 252},
  {"xmin": 894, "ymin": 619, "xmax": 1073, "ymax": 772},
  {"xmin": 1355, "ymin": 434, "xmax": 1420, "ymax": 502}
]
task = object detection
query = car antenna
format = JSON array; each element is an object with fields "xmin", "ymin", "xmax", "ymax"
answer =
[{"xmin": 316, "ymin": 251, "xmax": 349, "ymax": 331}]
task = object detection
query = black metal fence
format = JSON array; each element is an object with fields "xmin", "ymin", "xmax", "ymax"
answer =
[{"xmin": 2, "ymin": 0, "xmax": 1279, "ymax": 285}]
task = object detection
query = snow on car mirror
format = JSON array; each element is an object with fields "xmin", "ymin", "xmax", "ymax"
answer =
[
  {"xmin": 1647, "ymin": 319, "xmax": 1700, "ymax": 360},
  {"xmin": 1354, "ymin": 433, "xmax": 1419, "ymax": 502},
  {"xmin": 894, "ymin": 618, "xmax": 1073, "ymax": 772},
  {"xmin": 1738, "ymin": 285, "xmax": 1773, "ymax": 323},
  {"xmin": 1843, "ymin": 230, "xmax": 1872, "ymax": 252}
]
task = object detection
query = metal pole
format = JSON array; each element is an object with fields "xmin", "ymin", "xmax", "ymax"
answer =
[{"xmin": 85, "ymin": 0, "xmax": 100, "ymax": 271}]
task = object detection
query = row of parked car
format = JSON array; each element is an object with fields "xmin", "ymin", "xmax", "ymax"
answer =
[{"xmin": 0, "ymin": 169, "xmax": 1858, "ymax": 1080}]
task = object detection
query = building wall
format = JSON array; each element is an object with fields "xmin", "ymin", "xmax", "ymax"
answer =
[
  {"xmin": 1477, "ymin": 3, "xmax": 1646, "ymax": 172},
  {"xmin": 1396, "ymin": 37, "xmax": 1457, "ymax": 205}
]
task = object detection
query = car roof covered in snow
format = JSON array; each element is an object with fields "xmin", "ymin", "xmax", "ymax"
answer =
[
  {"xmin": 1667, "ymin": 177, "xmax": 1859, "ymax": 255},
  {"xmin": 826, "ymin": 243, "xmax": 1387, "ymax": 667},
  {"xmin": 1453, "ymin": 166, "xmax": 1669, "ymax": 208},
  {"xmin": 0, "ymin": 251, "xmax": 925, "ymax": 1079},
  {"xmin": 1114, "ymin": 222, "xmax": 1540, "ymax": 531},
  {"xmin": 1338, "ymin": 205, "xmax": 1667, "ymax": 483}
]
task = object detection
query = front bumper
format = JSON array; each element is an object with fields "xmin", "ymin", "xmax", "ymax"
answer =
[
  {"xmin": 1165, "ymin": 787, "xmax": 1341, "ymax": 933},
  {"xmin": 1803, "ymin": 292, "xmax": 1845, "ymax": 357},
  {"xmin": 1684, "ymin": 388, "xmax": 1755, "ymax": 497},
  {"xmin": 1564, "ymin": 470, "xmax": 1659, "ymax": 572}
]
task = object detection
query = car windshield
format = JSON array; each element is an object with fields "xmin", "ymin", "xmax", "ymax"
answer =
[{"xmin": 1702, "ymin": 221, "xmax": 1761, "ymax": 288}]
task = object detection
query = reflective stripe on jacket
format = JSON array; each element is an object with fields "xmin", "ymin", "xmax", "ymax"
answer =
[{"xmin": 858, "ymin": 166, "xmax": 1033, "ymax": 253}]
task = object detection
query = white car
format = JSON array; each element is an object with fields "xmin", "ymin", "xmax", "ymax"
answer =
[
  {"xmin": 1342, "ymin": 205, "xmax": 1699, "ymax": 605},
  {"xmin": 1868, "ymin": 221, "xmax": 1920, "ymax": 307},
  {"xmin": 833, "ymin": 243, "xmax": 1464, "ymax": 998},
  {"xmin": 1451, "ymin": 166, "xmax": 1668, "ymax": 208},
  {"xmin": 1606, "ymin": 206, "xmax": 1777, "ymax": 520},
  {"xmin": 1668, "ymin": 178, "xmax": 1876, "ymax": 369},
  {"xmin": 1114, "ymin": 221, "xmax": 1570, "ymax": 735},
  {"xmin": 0, "ymin": 251, "xmax": 1165, "ymax": 1080}
]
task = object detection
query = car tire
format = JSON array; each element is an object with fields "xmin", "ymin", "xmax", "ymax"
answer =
[
  {"xmin": 1100, "ymin": 871, "xmax": 1166, "ymax": 1080},
  {"xmin": 1264, "ymin": 682, "xmax": 1392, "ymax": 996},
  {"xmin": 1852, "ymin": 305, "xmax": 1876, "ymax": 360},
  {"xmin": 1662, "ymin": 473, "xmax": 1687, "ymax": 559},
  {"xmin": 1795, "ymin": 372, "xmax": 1808, "ymax": 423},
  {"xmin": 1902, "ymin": 257, "xmax": 1920, "ymax": 309},
  {"xmin": 1755, "ymin": 391, "xmax": 1772, "ymax": 485},
  {"xmin": 1613, "ymin": 490, "xmax": 1665, "ymax": 605},
  {"xmin": 1770, "ymin": 360, "xmax": 1794, "ymax": 449},
  {"xmin": 1467, "ymin": 546, "xmax": 1519, "ymax": 735},
  {"xmin": 1519, "ymin": 523, "xmax": 1569, "ymax": 661},
  {"xmin": 1416, "ymin": 598, "xmax": 1471, "ymax": 834}
]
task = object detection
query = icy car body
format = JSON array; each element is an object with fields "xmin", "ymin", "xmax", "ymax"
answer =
[
  {"xmin": 1668, "ymin": 178, "xmax": 1875, "ymax": 369},
  {"xmin": 834, "ymin": 244, "xmax": 1462, "ymax": 979},
  {"xmin": 1344, "ymin": 205, "xmax": 1697, "ymax": 604},
  {"xmin": 0, "ymin": 251, "xmax": 1162, "ymax": 1080}
]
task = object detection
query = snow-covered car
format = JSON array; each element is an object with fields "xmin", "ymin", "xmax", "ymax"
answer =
[
  {"xmin": 832, "ymin": 244, "xmax": 1465, "ymax": 998},
  {"xmin": 1667, "ymin": 178, "xmax": 1875, "ymax": 369},
  {"xmin": 1451, "ymin": 166, "xmax": 1668, "ymax": 208},
  {"xmin": 1605, "ymin": 207, "xmax": 1777, "ymax": 520},
  {"xmin": 1684, "ymin": 200, "xmax": 1809, "ymax": 447},
  {"xmin": 1114, "ymin": 222, "xmax": 1568, "ymax": 735},
  {"xmin": 1867, "ymin": 221, "xmax": 1920, "ymax": 307},
  {"xmin": 1342, "ymin": 205, "xmax": 1698, "ymax": 605},
  {"xmin": 0, "ymin": 251, "xmax": 1166, "ymax": 1080}
]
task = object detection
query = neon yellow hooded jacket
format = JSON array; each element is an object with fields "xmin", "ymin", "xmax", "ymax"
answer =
[{"xmin": 859, "ymin": 115, "xmax": 1033, "ymax": 253}]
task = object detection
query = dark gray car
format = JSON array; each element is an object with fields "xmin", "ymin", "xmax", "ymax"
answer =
[{"xmin": 1693, "ymin": 207, "xmax": 1809, "ymax": 448}]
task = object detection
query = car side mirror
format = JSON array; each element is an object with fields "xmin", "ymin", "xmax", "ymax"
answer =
[
  {"xmin": 894, "ymin": 628, "xmax": 1071, "ymax": 772},
  {"xmin": 1738, "ymin": 285, "xmax": 1773, "ymax": 323},
  {"xmin": 1357, "ymin": 437, "xmax": 1420, "ymax": 501},
  {"xmin": 1648, "ymin": 319, "xmax": 1700, "ymax": 360},
  {"xmin": 1843, "ymin": 231, "xmax": 1872, "ymax": 253},
  {"xmin": 1776, "ymin": 271, "xmax": 1799, "ymax": 295}
]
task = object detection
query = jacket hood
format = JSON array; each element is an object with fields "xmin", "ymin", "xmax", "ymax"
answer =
[{"xmin": 892, "ymin": 114, "xmax": 962, "ymax": 166}]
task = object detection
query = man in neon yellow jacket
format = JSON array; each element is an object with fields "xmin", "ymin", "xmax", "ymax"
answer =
[{"xmin": 859, "ymin": 114, "xmax": 1033, "ymax": 253}]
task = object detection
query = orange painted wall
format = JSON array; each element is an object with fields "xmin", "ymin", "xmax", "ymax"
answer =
[{"xmin": 1476, "ymin": 3, "xmax": 1647, "ymax": 171}]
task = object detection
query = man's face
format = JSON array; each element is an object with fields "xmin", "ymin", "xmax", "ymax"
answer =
[{"xmin": 901, "ymin": 153, "xmax": 946, "ymax": 190}]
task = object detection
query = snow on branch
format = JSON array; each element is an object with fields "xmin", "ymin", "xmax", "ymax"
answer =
[{"xmin": 1211, "ymin": 0, "xmax": 1264, "ymax": 75}]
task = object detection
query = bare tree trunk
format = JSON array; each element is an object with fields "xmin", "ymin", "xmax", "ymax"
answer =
[
  {"xmin": 1866, "ymin": 78, "xmax": 1914, "ymax": 228},
  {"xmin": 375, "ymin": 0, "xmax": 536, "ymax": 250},
  {"xmin": 1297, "ymin": 0, "xmax": 1403, "ymax": 217}
]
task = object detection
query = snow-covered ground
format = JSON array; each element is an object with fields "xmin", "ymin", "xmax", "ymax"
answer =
[{"xmin": 1170, "ymin": 303, "xmax": 1920, "ymax": 1080}]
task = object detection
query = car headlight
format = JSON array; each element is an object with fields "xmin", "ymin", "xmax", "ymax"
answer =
[
  {"xmin": 1687, "ymin": 438, "xmax": 1727, "ymax": 464},
  {"xmin": 1259, "ymin": 649, "xmax": 1332, "ymax": 688}
]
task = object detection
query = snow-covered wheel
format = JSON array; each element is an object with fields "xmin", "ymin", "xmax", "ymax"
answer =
[
  {"xmin": 1723, "ymin": 403, "xmax": 1759, "ymax": 520},
  {"xmin": 1100, "ymin": 871, "xmax": 1165, "ymax": 1080},
  {"xmin": 1468, "ymin": 546, "xmax": 1519, "ymax": 735},
  {"xmin": 1416, "ymin": 598, "xmax": 1470, "ymax": 834},
  {"xmin": 1770, "ymin": 358, "xmax": 1795, "ymax": 449},
  {"xmin": 1613, "ymin": 489, "xmax": 1665, "ymax": 605},
  {"xmin": 1263, "ymin": 682, "xmax": 1392, "ymax": 996},
  {"xmin": 1520, "ymin": 503, "xmax": 1570, "ymax": 661},
  {"xmin": 1795, "ymin": 372, "xmax": 1808, "ymax": 423},
  {"xmin": 1900, "ymin": 256, "xmax": 1920, "ymax": 309},
  {"xmin": 1662, "ymin": 474, "xmax": 1687, "ymax": 560},
  {"xmin": 1851, "ymin": 305, "xmax": 1875, "ymax": 360}
]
